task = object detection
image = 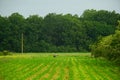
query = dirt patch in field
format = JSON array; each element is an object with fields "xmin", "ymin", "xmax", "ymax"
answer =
[
  {"xmin": 63, "ymin": 66, "xmax": 69, "ymax": 80},
  {"xmin": 0, "ymin": 76, "xmax": 4, "ymax": 80}
]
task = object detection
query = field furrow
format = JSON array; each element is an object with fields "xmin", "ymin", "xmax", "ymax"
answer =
[
  {"xmin": 0, "ymin": 53, "xmax": 119, "ymax": 80},
  {"xmin": 94, "ymin": 65, "xmax": 117, "ymax": 80},
  {"xmin": 25, "ymin": 63, "xmax": 51, "ymax": 80},
  {"xmin": 74, "ymin": 58, "xmax": 85, "ymax": 80},
  {"xmin": 56, "ymin": 62, "xmax": 64, "ymax": 80},
  {"xmin": 19, "ymin": 63, "xmax": 42, "ymax": 79},
  {"xmin": 39, "ymin": 62, "xmax": 57, "ymax": 80},
  {"xmin": 25, "ymin": 63, "xmax": 44, "ymax": 80},
  {"xmin": 49, "ymin": 62, "xmax": 62, "ymax": 80},
  {"xmin": 33, "ymin": 62, "xmax": 55, "ymax": 80},
  {"xmin": 62, "ymin": 57, "xmax": 70, "ymax": 80}
]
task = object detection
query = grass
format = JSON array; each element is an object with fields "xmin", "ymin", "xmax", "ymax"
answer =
[{"xmin": 0, "ymin": 53, "xmax": 120, "ymax": 80}]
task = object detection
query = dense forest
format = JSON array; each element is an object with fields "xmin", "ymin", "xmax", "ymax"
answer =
[{"xmin": 0, "ymin": 9, "xmax": 120, "ymax": 52}]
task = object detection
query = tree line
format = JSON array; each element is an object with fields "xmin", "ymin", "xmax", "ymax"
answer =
[{"xmin": 0, "ymin": 9, "xmax": 120, "ymax": 52}]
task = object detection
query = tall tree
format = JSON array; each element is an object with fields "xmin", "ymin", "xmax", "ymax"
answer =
[
  {"xmin": 8, "ymin": 13, "xmax": 26, "ymax": 52},
  {"xmin": 24, "ymin": 15, "xmax": 43, "ymax": 52}
]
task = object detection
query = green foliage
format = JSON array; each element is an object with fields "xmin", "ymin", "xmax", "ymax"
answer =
[
  {"xmin": 0, "ymin": 9, "xmax": 120, "ymax": 52},
  {"xmin": 2, "ymin": 50, "xmax": 9, "ymax": 55},
  {"xmin": 91, "ymin": 21, "xmax": 120, "ymax": 64},
  {"xmin": 91, "ymin": 35, "xmax": 112, "ymax": 58},
  {"xmin": 0, "ymin": 52, "xmax": 3, "ymax": 56},
  {"xmin": 81, "ymin": 9, "xmax": 120, "ymax": 25},
  {"xmin": 0, "ymin": 50, "xmax": 12, "ymax": 56}
]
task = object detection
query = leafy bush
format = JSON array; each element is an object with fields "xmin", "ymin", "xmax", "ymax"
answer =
[
  {"xmin": 0, "ymin": 52, "xmax": 3, "ymax": 56},
  {"xmin": 3, "ymin": 50, "xmax": 9, "ymax": 55},
  {"xmin": 91, "ymin": 21, "xmax": 120, "ymax": 65},
  {"xmin": 0, "ymin": 50, "xmax": 12, "ymax": 56},
  {"xmin": 90, "ymin": 35, "xmax": 112, "ymax": 58}
]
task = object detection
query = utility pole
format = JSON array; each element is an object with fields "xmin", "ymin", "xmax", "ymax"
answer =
[{"xmin": 21, "ymin": 33, "xmax": 23, "ymax": 54}]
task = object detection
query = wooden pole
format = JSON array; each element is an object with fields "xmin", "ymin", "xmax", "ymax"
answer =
[{"xmin": 21, "ymin": 33, "xmax": 23, "ymax": 54}]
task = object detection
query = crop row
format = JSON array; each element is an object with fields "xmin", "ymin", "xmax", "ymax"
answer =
[{"xmin": 0, "ymin": 54, "xmax": 119, "ymax": 80}]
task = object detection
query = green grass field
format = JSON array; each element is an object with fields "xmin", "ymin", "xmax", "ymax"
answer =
[{"xmin": 0, "ymin": 53, "xmax": 120, "ymax": 80}]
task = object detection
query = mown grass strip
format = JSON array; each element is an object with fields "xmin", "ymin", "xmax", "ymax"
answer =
[
  {"xmin": 94, "ymin": 65, "xmax": 119, "ymax": 80},
  {"xmin": 74, "ymin": 58, "xmax": 85, "ymax": 80},
  {"xmin": 78, "ymin": 59, "xmax": 95, "ymax": 80},
  {"xmin": 62, "ymin": 57, "xmax": 70, "ymax": 80},
  {"xmin": 26, "ymin": 61, "xmax": 54, "ymax": 80},
  {"xmin": 16, "ymin": 63, "xmax": 41, "ymax": 80},
  {"xmin": 1, "ymin": 62, "xmax": 25, "ymax": 74},
  {"xmin": 48, "ymin": 60, "xmax": 62, "ymax": 80},
  {"xmin": 50, "ymin": 66, "xmax": 60, "ymax": 80},
  {"xmin": 29, "ymin": 64, "xmax": 50, "ymax": 80},
  {"xmin": 72, "ymin": 57, "xmax": 83, "ymax": 80},
  {"xmin": 87, "ymin": 60, "xmax": 108, "ymax": 80},
  {"xmin": 5, "ymin": 63, "xmax": 34, "ymax": 80},
  {"xmin": 56, "ymin": 62, "xmax": 64, "ymax": 80},
  {"xmin": 69, "ymin": 57, "xmax": 74, "ymax": 80},
  {"xmin": 34, "ymin": 62, "xmax": 56, "ymax": 80},
  {"xmin": 38, "ymin": 62, "xmax": 58, "ymax": 80},
  {"xmin": 23, "ymin": 63, "xmax": 44, "ymax": 79},
  {"xmin": 25, "ymin": 63, "xmax": 45, "ymax": 80}
]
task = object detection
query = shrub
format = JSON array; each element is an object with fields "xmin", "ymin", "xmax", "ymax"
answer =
[
  {"xmin": 90, "ymin": 25, "xmax": 120, "ymax": 65},
  {"xmin": 0, "ymin": 50, "xmax": 12, "ymax": 56},
  {"xmin": 0, "ymin": 52, "xmax": 3, "ymax": 56},
  {"xmin": 3, "ymin": 50, "xmax": 9, "ymax": 55}
]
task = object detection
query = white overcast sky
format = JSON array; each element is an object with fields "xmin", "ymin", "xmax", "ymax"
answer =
[{"xmin": 0, "ymin": 0, "xmax": 120, "ymax": 18}]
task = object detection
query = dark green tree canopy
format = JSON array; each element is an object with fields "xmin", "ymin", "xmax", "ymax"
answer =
[{"xmin": 0, "ymin": 10, "xmax": 120, "ymax": 52}]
